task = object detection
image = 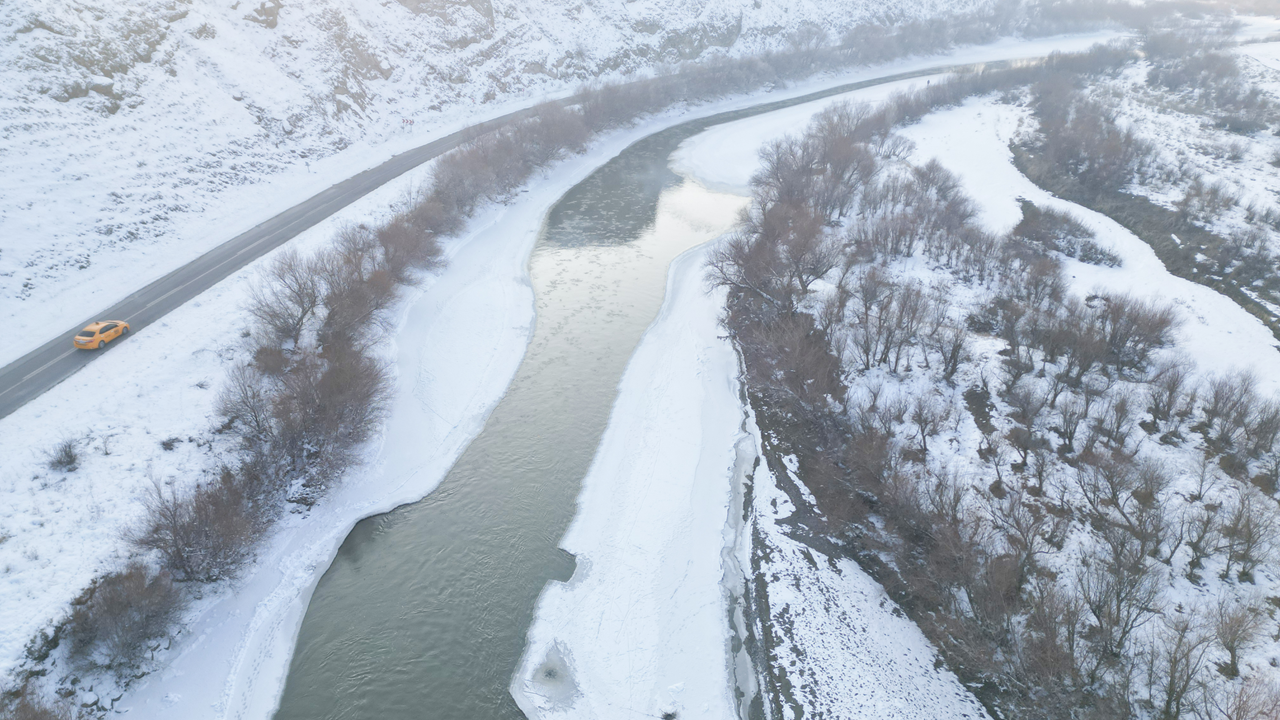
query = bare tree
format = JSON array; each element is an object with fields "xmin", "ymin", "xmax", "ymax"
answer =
[
  {"xmin": 1149, "ymin": 612, "xmax": 1213, "ymax": 720},
  {"xmin": 706, "ymin": 228, "xmax": 791, "ymax": 310},
  {"xmin": 909, "ymin": 392, "xmax": 952, "ymax": 457},
  {"xmin": 247, "ymin": 248, "xmax": 323, "ymax": 346},
  {"xmin": 1211, "ymin": 675, "xmax": 1280, "ymax": 720},
  {"xmin": 1093, "ymin": 389, "xmax": 1136, "ymax": 450},
  {"xmin": 216, "ymin": 364, "xmax": 274, "ymax": 442},
  {"xmin": 1094, "ymin": 294, "xmax": 1179, "ymax": 374},
  {"xmin": 1213, "ymin": 598, "xmax": 1266, "ymax": 678},
  {"xmin": 66, "ymin": 562, "xmax": 185, "ymax": 675},
  {"xmin": 1183, "ymin": 504, "xmax": 1221, "ymax": 584},
  {"xmin": 929, "ymin": 321, "xmax": 968, "ymax": 382},
  {"xmin": 126, "ymin": 471, "xmax": 265, "ymax": 583},
  {"xmin": 1220, "ymin": 487, "xmax": 1277, "ymax": 582},
  {"xmin": 986, "ymin": 488, "xmax": 1059, "ymax": 587},
  {"xmin": 1077, "ymin": 526, "xmax": 1162, "ymax": 677}
]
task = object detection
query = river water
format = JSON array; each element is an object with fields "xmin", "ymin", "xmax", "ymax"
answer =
[{"xmin": 275, "ymin": 66, "xmax": 963, "ymax": 720}]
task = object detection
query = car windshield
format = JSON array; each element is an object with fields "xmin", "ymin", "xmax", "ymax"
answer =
[{"xmin": 77, "ymin": 330, "xmax": 96, "ymax": 338}]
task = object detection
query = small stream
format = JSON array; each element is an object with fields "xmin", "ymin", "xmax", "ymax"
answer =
[{"xmin": 274, "ymin": 65, "xmax": 965, "ymax": 720}]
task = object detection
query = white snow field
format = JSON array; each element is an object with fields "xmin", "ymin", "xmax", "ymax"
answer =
[
  {"xmin": 0, "ymin": 0, "xmax": 1000, "ymax": 368},
  {"xmin": 0, "ymin": 30, "xmax": 1127, "ymax": 719},
  {"xmin": 1243, "ymin": 40, "xmax": 1280, "ymax": 70}
]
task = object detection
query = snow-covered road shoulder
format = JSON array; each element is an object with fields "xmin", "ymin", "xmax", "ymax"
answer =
[{"xmin": 512, "ymin": 244, "xmax": 744, "ymax": 720}]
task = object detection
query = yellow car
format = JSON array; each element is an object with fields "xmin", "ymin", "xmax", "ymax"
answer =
[{"xmin": 73, "ymin": 321, "xmax": 130, "ymax": 350}]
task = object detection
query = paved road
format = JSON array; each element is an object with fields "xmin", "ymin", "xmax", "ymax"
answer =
[
  {"xmin": 0, "ymin": 104, "xmax": 554, "ymax": 420},
  {"xmin": 0, "ymin": 58, "xmax": 1028, "ymax": 420}
]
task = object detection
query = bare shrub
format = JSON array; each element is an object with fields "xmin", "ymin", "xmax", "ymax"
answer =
[
  {"xmin": 127, "ymin": 471, "xmax": 266, "ymax": 583},
  {"xmin": 520, "ymin": 101, "xmax": 590, "ymax": 166},
  {"xmin": 0, "ymin": 690, "xmax": 80, "ymax": 720},
  {"xmin": 1092, "ymin": 390, "xmax": 1136, "ymax": 450},
  {"xmin": 1211, "ymin": 675, "xmax": 1280, "ymax": 720},
  {"xmin": 66, "ymin": 562, "xmax": 184, "ymax": 674},
  {"xmin": 1092, "ymin": 293, "xmax": 1179, "ymax": 375},
  {"xmin": 1176, "ymin": 176, "xmax": 1240, "ymax": 227},
  {"xmin": 1034, "ymin": 78, "xmax": 1154, "ymax": 196},
  {"xmin": 315, "ymin": 242, "xmax": 399, "ymax": 348},
  {"xmin": 246, "ymin": 248, "xmax": 322, "ymax": 346},
  {"xmin": 252, "ymin": 343, "xmax": 288, "ymax": 376},
  {"xmin": 908, "ymin": 392, "xmax": 952, "ymax": 457},
  {"xmin": 272, "ymin": 345, "xmax": 393, "ymax": 499},
  {"xmin": 1148, "ymin": 612, "xmax": 1213, "ymax": 720},
  {"xmin": 1147, "ymin": 355, "xmax": 1195, "ymax": 427},
  {"xmin": 1017, "ymin": 577, "xmax": 1083, "ymax": 700},
  {"xmin": 1145, "ymin": 34, "xmax": 1270, "ymax": 120},
  {"xmin": 1219, "ymin": 486, "xmax": 1277, "ymax": 583},
  {"xmin": 1011, "ymin": 200, "xmax": 1118, "ymax": 267},
  {"xmin": 216, "ymin": 364, "xmax": 274, "ymax": 442},
  {"xmin": 1243, "ymin": 396, "xmax": 1280, "ymax": 458},
  {"xmin": 832, "ymin": 268, "xmax": 934, "ymax": 372},
  {"xmin": 734, "ymin": 306, "xmax": 843, "ymax": 433},
  {"xmin": 1212, "ymin": 598, "xmax": 1266, "ymax": 678},
  {"xmin": 44, "ymin": 438, "xmax": 79, "ymax": 473},
  {"xmin": 374, "ymin": 217, "xmax": 439, "ymax": 282},
  {"xmin": 1203, "ymin": 370, "xmax": 1258, "ymax": 450}
]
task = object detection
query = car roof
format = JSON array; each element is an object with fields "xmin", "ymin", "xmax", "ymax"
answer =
[{"xmin": 82, "ymin": 320, "xmax": 125, "ymax": 331}]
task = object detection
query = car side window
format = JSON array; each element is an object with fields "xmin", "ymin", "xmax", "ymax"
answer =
[{"xmin": 101, "ymin": 324, "xmax": 116, "ymax": 333}]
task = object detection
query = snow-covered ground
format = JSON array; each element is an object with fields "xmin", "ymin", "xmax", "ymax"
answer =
[
  {"xmin": 1236, "ymin": 14, "xmax": 1280, "ymax": 43},
  {"xmin": 0, "ymin": 0, "xmax": 1003, "ymax": 369},
  {"xmin": 745, "ymin": 450, "xmax": 994, "ymax": 720},
  {"xmin": 0, "ymin": 29, "xmax": 1140, "ymax": 719},
  {"xmin": 1241, "ymin": 40, "xmax": 1280, "ymax": 71},
  {"xmin": 1086, "ymin": 51, "xmax": 1280, "ymax": 250}
]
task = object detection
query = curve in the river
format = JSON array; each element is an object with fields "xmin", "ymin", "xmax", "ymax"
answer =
[{"xmin": 273, "ymin": 60, "xmax": 1025, "ymax": 720}]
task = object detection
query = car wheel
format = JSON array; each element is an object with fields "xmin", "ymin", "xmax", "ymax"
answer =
[
  {"xmin": 122, "ymin": 326, "xmax": 129, "ymax": 335},
  {"xmin": 98, "ymin": 341, "xmax": 105, "ymax": 349}
]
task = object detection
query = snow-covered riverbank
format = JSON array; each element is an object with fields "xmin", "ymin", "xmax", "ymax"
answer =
[{"xmin": 510, "ymin": 242, "xmax": 744, "ymax": 720}]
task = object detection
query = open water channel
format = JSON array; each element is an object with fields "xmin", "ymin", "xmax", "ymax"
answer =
[{"xmin": 274, "ymin": 65, "xmax": 972, "ymax": 720}]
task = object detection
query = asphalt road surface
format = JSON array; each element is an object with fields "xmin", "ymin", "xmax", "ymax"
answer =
[
  {"xmin": 0, "ymin": 58, "xmax": 1024, "ymax": 420},
  {"xmin": 0, "ymin": 103, "xmax": 553, "ymax": 420}
]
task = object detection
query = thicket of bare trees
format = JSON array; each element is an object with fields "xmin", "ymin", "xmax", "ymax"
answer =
[
  {"xmin": 712, "ymin": 42, "xmax": 1280, "ymax": 720},
  {"xmin": 1012, "ymin": 200, "xmax": 1120, "ymax": 267},
  {"xmin": 1144, "ymin": 28, "xmax": 1273, "ymax": 133},
  {"xmin": 1032, "ymin": 72, "xmax": 1155, "ymax": 196}
]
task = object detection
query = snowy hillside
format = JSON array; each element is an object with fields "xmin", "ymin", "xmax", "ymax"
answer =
[{"xmin": 0, "ymin": 0, "xmax": 995, "ymax": 367}]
